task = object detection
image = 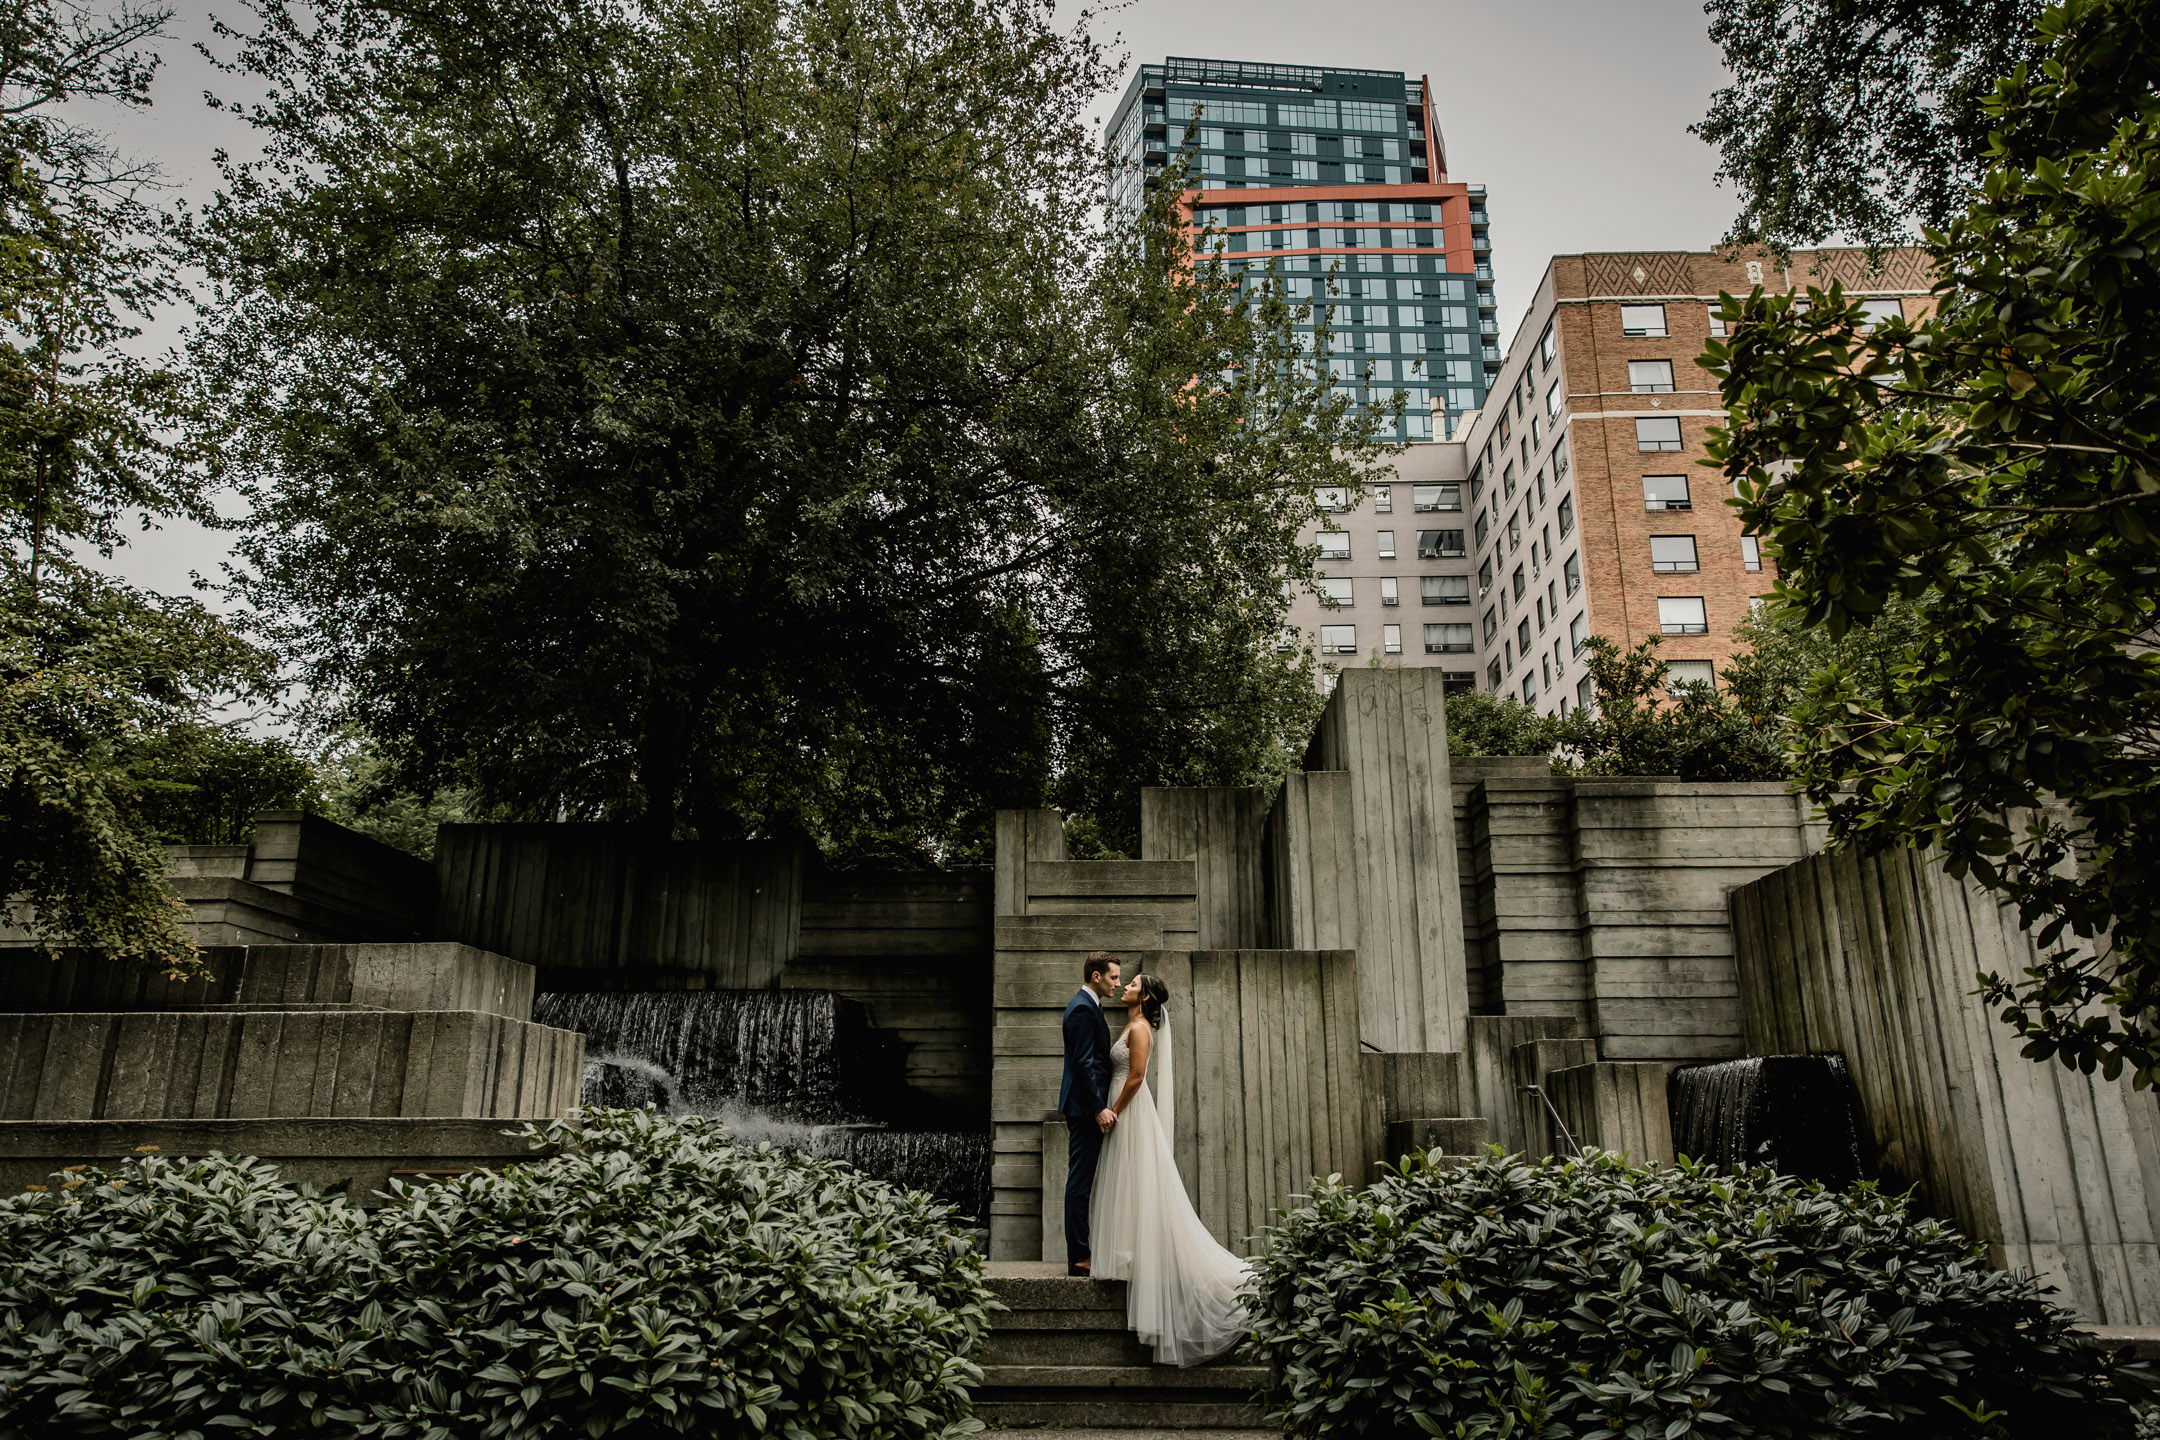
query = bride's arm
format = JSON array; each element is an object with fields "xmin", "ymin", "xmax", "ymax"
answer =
[{"xmin": 1112, "ymin": 1021, "xmax": 1153, "ymax": 1117}]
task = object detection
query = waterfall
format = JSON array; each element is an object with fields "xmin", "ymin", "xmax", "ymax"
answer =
[
  {"xmin": 532, "ymin": 988, "xmax": 989, "ymax": 1219},
  {"xmin": 1668, "ymin": 1054, "xmax": 1866, "ymax": 1188}
]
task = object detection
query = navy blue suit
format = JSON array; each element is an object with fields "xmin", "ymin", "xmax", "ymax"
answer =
[{"xmin": 1058, "ymin": 988, "xmax": 1114, "ymax": 1264}]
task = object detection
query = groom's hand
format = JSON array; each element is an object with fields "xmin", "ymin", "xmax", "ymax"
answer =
[{"xmin": 1096, "ymin": 1108, "xmax": 1117, "ymax": 1133}]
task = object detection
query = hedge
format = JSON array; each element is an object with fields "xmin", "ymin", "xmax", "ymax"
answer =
[
  {"xmin": 1246, "ymin": 1148, "xmax": 2150, "ymax": 1439},
  {"xmin": 0, "ymin": 1108, "xmax": 992, "ymax": 1439}
]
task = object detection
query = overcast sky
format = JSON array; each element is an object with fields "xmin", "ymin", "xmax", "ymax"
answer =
[{"xmin": 88, "ymin": 0, "xmax": 1738, "ymax": 598}]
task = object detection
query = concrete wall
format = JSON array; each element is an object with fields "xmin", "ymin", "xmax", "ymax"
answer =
[
  {"xmin": 990, "ymin": 810, "xmax": 1199, "ymax": 1259},
  {"xmin": 1304, "ymin": 668, "xmax": 1467, "ymax": 1052},
  {"xmin": 1451, "ymin": 767, "xmax": 1820, "ymax": 1064},
  {"xmin": 0, "ymin": 1009, "xmax": 581, "ymax": 1121},
  {"xmin": 0, "ymin": 943, "xmax": 536, "ymax": 1019},
  {"xmin": 0, "ymin": 1117, "xmax": 553, "ymax": 1206},
  {"xmin": 1141, "ymin": 789, "xmax": 1270, "ymax": 950},
  {"xmin": 433, "ymin": 825, "xmax": 805, "ymax": 987},
  {"xmin": 783, "ymin": 871, "xmax": 993, "ymax": 1125},
  {"xmin": 1733, "ymin": 846, "xmax": 2160, "ymax": 1326}
]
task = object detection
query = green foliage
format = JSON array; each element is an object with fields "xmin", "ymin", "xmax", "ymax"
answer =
[
  {"xmin": 315, "ymin": 737, "xmax": 482, "ymax": 860},
  {"xmin": 1444, "ymin": 688, "xmax": 1561, "ymax": 760},
  {"xmin": 0, "ymin": 1108, "xmax": 992, "ymax": 1439},
  {"xmin": 0, "ymin": 0, "xmax": 201, "ymax": 583},
  {"xmin": 1695, "ymin": 0, "xmax": 2044, "ymax": 250},
  {"xmin": 0, "ymin": 563, "xmax": 275, "ymax": 966},
  {"xmin": 1561, "ymin": 634, "xmax": 1788, "ymax": 783},
  {"xmin": 187, "ymin": 0, "xmax": 1378, "ymax": 862},
  {"xmin": 1706, "ymin": 0, "xmax": 2160, "ymax": 1083},
  {"xmin": 1247, "ymin": 1148, "xmax": 2147, "ymax": 1440},
  {"xmin": 132, "ymin": 726, "xmax": 319, "ymax": 845}
]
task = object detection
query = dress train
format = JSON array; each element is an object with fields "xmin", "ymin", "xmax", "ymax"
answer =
[{"xmin": 1087, "ymin": 1019, "xmax": 1252, "ymax": 1366}]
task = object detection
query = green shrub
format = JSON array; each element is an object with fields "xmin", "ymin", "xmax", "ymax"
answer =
[
  {"xmin": 0, "ymin": 1109, "xmax": 992, "ymax": 1439},
  {"xmin": 1247, "ymin": 1149, "xmax": 2147, "ymax": 1440}
]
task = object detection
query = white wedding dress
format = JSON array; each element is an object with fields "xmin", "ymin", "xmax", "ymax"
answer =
[{"xmin": 1087, "ymin": 1017, "xmax": 1253, "ymax": 1366}]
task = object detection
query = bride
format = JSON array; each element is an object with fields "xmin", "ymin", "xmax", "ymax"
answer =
[{"xmin": 1087, "ymin": 971, "xmax": 1253, "ymax": 1367}]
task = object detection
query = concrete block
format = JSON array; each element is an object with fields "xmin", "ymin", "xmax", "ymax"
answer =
[
  {"xmin": 1385, "ymin": 1116, "xmax": 1489, "ymax": 1160},
  {"xmin": 0, "ymin": 1011, "xmax": 580, "ymax": 1121}
]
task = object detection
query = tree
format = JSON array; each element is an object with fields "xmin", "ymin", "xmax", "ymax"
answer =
[
  {"xmin": 0, "ymin": 0, "xmax": 201, "ymax": 588},
  {"xmin": 1443, "ymin": 688, "xmax": 1561, "ymax": 759},
  {"xmin": 1558, "ymin": 634, "xmax": 1787, "ymax": 782},
  {"xmin": 189, "ymin": 0, "xmax": 1386, "ymax": 861},
  {"xmin": 1707, "ymin": 0, "xmax": 2160, "ymax": 1082},
  {"xmin": 2, "ymin": 563, "xmax": 278, "ymax": 965},
  {"xmin": 1695, "ymin": 0, "xmax": 2044, "ymax": 250}
]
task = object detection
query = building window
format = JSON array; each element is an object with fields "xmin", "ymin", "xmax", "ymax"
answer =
[
  {"xmin": 1628, "ymin": 359, "xmax": 1676, "ymax": 393},
  {"xmin": 1636, "ymin": 416, "xmax": 1683, "ymax": 451},
  {"xmin": 1521, "ymin": 673, "xmax": 1537, "ymax": 705},
  {"xmin": 1380, "ymin": 576, "xmax": 1400, "ymax": 606},
  {"xmin": 1545, "ymin": 379, "xmax": 1563, "ymax": 418},
  {"xmin": 1320, "ymin": 623, "xmax": 1358, "ymax": 654},
  {"xmin": 1477, "ymin": 557, "xmax": 1493, "ymax": 593},
  {"xmin": 1657, "ymin": 596, "xmax": 1709, "ymax": 635},
  {"xmin": 1707, "ymin": 304, "xmax": 1727, "ymax": 338},
  {"xmin": 1511, "ymin": 564, "xmax": 1526, "ymax": 599},
  {"xmin": 1742, "ymin": 535, "xmax": 1762, "ymax": 572},
  {"xmin": 1417, "ymin": 529, "xmax": 1466, "ymax": 559},
  {"xmin": 1554, "ymin": 435, "xmax": 1571, "ymax": 480},
  {"xmin": 1541, "ymin": 655, "xmax": 1551, "ymax": 689},
  {"xmin": 1501, "ymin": 464, "xmax": 1517, "ymax": 499},
  {"xmin": 1577, "ymin": 674, "xmax": 1593, "ymax": 709},
  {"xmin": 1557, "ymin": 494, "xmax": 1574, "ymax": 537},
  {"xmin": 1377, "ymin": 529, "xmax": 1397, "ymax": 559},
  {"xmin": 1643, "ymin": 475, "xmax": 1691, "ymax": 510},
  {"xmin": 1569, "ymin": 611, "xmax": 1587, "ymax": 655},
  {"xmin": 1516, "ymin": 617, "xmax": 1532, "ymax": 653},
  {"xmin": 1383, "ymin": 623, "xmax": 1402, "ymax": 655},
  {"xmin": 1318, "ymin": 576, "xmax": 1353, "ymax": 607},
  {"xmin": 1317, "ymin": 530, "xmax": 1351, "ymax": 560},
  {"xmin": 1649, "ymin": 535, "xmax": 1700, "ymax": 572},
  {"xmin": 1482, "ymin": 606, "xmax": 1498, "ymax": 642},
  {"xmin": 1620, "ymin": 303, "xmax": 1668, "ymax": 337},
  {"xmin": 1489, "ymin": 659, "xmax": 1504, "ymax": 690},
  {"xmin": 1564, "ymin": 552, "xmax": 1581, "ymax": 595},
  {"xmin": 1667, "ymin": 658, "xmax": 1715, "ymax": 690},
  {"xmin": 1316, "ymin": 486, "xmax": 1349, "ymax": 511},
  {"xmin": 1858, "ymin": 297, "xmax": 1904, "ymax": 331},
  {"xmin": 1373, "ymin": 485, "xmax": 1393, "ymax": 513},
  {"xmin": 1474, "ymin": 512, "xmax": 1490, "ymax": 547},
  {"xmin": 1540, "ymin": 320, "xmax": 1557, "ymax": 366},
  {"xmin": 1413, "ymin": 484, "xmax": 1461, "ymax": 512},
  {"xmin": 1421, "ymin": 574, "xmax": 1470, "ymax": 606},
  {"xmin": 1425, "ymin": 622, "xmax": 1473, "ymax": 654}
]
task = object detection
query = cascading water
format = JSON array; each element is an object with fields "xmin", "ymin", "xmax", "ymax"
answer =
[
  {"xmin": 532, "ymin": 988, "xmax": 990, "ymax": 1219},
  {"xmin": 1667, "ymin": 1053, "xmax": 1866, "ymax": 1189}
]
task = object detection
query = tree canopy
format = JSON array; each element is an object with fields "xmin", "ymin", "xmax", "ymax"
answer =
[
  {"xmin": 190, "ymin": 0, "xmax": 1385, "ymax": 861},
  {"xmin": 1695, "ymin": 0, "xmax": 2045, "ymax": 249},
  {"xmin": 1707, "ymin": 0, "xmax": 2160, "ymax": 1082}
]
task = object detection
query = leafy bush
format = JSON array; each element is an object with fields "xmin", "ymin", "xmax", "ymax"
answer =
[
  {"xmin": 1248, "ymin": 1149, "xmax": 2147, "ymax": 1439},
  {"xmin": 0, "ymin": 1109, "xmax": 992, "ymax": 1439}
]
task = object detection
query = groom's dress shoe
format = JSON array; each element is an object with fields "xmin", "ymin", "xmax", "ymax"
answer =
[{"xmin": 1067, "ymin": 1262, "xmax": 1090, "ymax": 1276}]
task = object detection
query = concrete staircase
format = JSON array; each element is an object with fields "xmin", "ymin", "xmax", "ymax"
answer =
[{"xmin": 981, "ymin": 1264, "xmax": 1269, "ymax": 1431}]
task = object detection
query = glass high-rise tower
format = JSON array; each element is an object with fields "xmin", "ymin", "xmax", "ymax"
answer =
[{"xmin": 1106, "ymin": 58, "xmax": 1497, "ymax": 443}]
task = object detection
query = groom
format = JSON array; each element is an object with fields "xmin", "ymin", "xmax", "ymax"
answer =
[{"xmin": 1057, "ymin": 950, "xmax": 1122, "ymax": 1276}]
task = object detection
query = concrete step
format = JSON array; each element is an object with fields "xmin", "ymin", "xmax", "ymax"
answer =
[
  {"xmin": 973, "ymin": 1398, "xmax": 1268, "ymax": 1429},
  {"xmin": 984, "ymin": 1328, "xmax": 1160, "ymax": 1367},
  {"xmin": 982, "ymin": 1365, "xmax": 1267, "ymax": 1392}
]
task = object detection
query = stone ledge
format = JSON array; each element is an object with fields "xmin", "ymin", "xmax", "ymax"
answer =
[{"xmin": 0, "ymin": 1116, "xmax": 555, "ymax": 1205}]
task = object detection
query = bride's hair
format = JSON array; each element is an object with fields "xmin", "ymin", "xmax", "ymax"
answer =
[{"xmin": 1135, "ymin": 972, "xmax": 1169, "ymax": 1029}]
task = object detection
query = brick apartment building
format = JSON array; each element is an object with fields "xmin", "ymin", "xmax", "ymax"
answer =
[{"xmin": 1462, "ymin": 246, "xmax": 1933, "ymax": 713}]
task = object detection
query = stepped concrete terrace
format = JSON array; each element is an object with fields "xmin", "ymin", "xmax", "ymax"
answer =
[{"xmin": 981, "ymin": 1262, "xmax": 1269, "ymax": 1431}]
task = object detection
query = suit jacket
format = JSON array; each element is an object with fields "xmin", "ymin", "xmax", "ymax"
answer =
[{"xmin": 1057, "ymin": 988, "xmax": 1114, "ymax": 1118}]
